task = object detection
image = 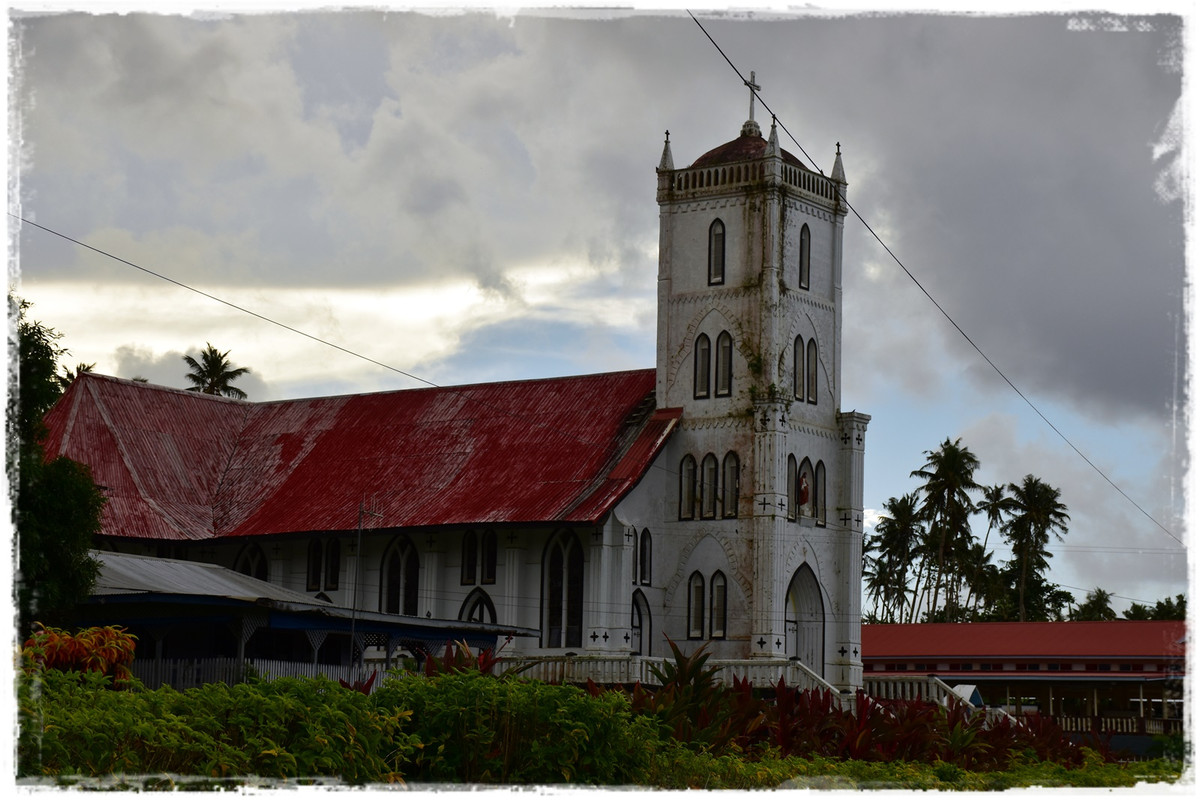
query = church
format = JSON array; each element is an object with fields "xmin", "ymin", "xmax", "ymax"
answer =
[{"xmin": 41, "ymin": 97, "xmax": 870, "ymax": 692}]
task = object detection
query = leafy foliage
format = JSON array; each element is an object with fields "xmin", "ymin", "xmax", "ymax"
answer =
[
  {"xmin": 1124, "ymin": 593, "xmax": 1187, "ymax": 620},
  {"xmin": 182, "ymin": 342, "xmax": 251, "ymax": 398},
  {"xmin": 10, "ymin": 298, "xmax": 104, "ymax": 635},
  {"xmin": 18, "ymin": 670, "xmax": 416, "ymax": 784},
  {"xmin": 369, "ymin": 669, "xmax": 657, "ymax": 784},
  {"xmin": 17, "ymin": 665, "xmax": 1182, "ymax": 789},
  {"xmin": 863, "ymin": 437, "xmax": 1078, "ymax": 623},
  {"xmin": 22, "ymin": 624, "xmax": 138, "ymax": 685}
]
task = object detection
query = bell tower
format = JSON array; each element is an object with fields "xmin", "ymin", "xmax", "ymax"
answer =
[{"xmin": 655, "ymin": 81, "xmax": 869, "ymax": 691}]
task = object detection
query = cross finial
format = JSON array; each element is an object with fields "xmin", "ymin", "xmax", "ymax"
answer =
[{"xmin": 745, "ymin": 70, "xmax": 761, "ymax": 121}]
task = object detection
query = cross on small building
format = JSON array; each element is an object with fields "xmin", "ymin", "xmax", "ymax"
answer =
[
  {"xmin": 602, "ymin": 632, "xmax": 609, "ymax": 642},
  {"xmin": 759, "ymin": 497, "xmax": 771, "ymax": 512},
  {"xmin": 775, "ymin": 639, "xmax": 782, "ymax": 649},
  {"xmin": 838, "ymin": 646, "xmax": 848, "ymax": 657},
  {"xmin": 842, "ymin": 433, "xmax": 850, "ymax": 444},
  {"xmin": 856, "ymin": 433, "xmax": 863, "ymax": 445},
  {"xmin": 757, "ymin": 637, "xmax": 767, "ymax": 649},
  {"xmin": 624, "ymin": 633, "xmax": 630, "ymax": 643},
  {"xmin": 590, "ymin": 631, "xmax": 599, "ymax": 643},
  {"xmin": 853, "ymin": 647, "xmax": 859, "ymax": 658},
  {"xmin": 841, "ymin": 512, "xmax": 851, "ymax": 527}
]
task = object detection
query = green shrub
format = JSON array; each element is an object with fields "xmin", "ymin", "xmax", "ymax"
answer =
[
  {"xmin": 370, "ymin": 669, "xmax": 658, "ymax": 784},
  {"xmin": 18, "ymin": 670, "xmax": 417, "ymax": 784}
]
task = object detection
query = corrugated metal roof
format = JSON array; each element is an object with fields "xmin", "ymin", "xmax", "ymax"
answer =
[
  {"xmin": 863, "ymin": 621, "xmax": 1186, "ymax": 660},
  {"xmin": 92, "ymin": 549, "xmax": 320, "ymax": 604},
  {"xmin": 88, "ymin": 550, "xmax": 539, "ymax": 639},
  {"xmin": 44, "ymin": 370, "xmax": 677, "ymax": 541}
]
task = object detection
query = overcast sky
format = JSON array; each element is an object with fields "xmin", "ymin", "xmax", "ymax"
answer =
[{"xmin": 8, "ymin": 2, "xmax": 1192, "ymax": 615}]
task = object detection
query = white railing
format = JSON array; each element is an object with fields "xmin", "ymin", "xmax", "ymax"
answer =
[
  {"xmin": 863, "ymin": 674, "xmax": 960, "ymax": 705},
  {"xmin": 497, "ymin": 654, "xmax": 844, "ymax": 697}
]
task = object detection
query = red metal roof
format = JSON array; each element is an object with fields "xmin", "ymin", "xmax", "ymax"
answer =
[
  {"xmin": 862, "ymin": 621, "xmax": 1186, "ymax": 661},
  {"xmin": 691, "ymin": 131, "xmax": 808, "ymax": 170},
  {"xmin": 43, "ymin": 370, "xmax": 678, "ymax": 540}
]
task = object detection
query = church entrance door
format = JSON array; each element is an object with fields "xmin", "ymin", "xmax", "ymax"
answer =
[{"xmin": 785, "ymin": 564, "xmax": 825, "ymax": 678}]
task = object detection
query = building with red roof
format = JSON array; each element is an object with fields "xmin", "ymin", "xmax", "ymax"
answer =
[
  {"xmin": 862, "ymin": 622, "xmax": 1185, "ymax": 735},
  {"xmin": 40, "ymin": 99, "xmax": 871, "ymax": 691}
]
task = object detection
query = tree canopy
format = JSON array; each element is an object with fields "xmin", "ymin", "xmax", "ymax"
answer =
[
  {"xmin": 183, "ymin": 343, "xmax": 251, "ymax": 399},
  {"xmin": 10, "ymin": 297, "xmax": 104, "ymax": 635},
  {"xmin": 1124, "ymin": 594, "xmax": 1186, "ymax": 620},
  {"xmin": 864, "ymin": 438, "xmax": 1075, "ymax": 624}
]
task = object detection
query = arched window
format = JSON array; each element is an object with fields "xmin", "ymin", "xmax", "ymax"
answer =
[
  {"xmin": 687, "ymin": 571, "xmax": 705, "ymax": 639},
  {"xmin": 679, "ymin": 455, "xmax": 697, "ymax": 520},
  {"xmin": 631, "ymin": 590, "xmax": 651, "ymax": 656},
  {"xmin": 799, "ymin": 223, "xmax": 811, "ymax": 290},
  {"xmin": 459, "ymin": 588, "xmax": 497, "ymax": 624},
  {"xmin": 481, "ymin": 530, "xmax": 497, "ymax": 585},
  {"xmin": 708, "ymin": 219, "xmax": 725, "ymax": 285},
  {"xmin": 631, "ymin": 529, "xmax": 639, "ymax": 584},
  {"xmin": 306, "ymin": 539, "xmax": 323, "ymax": 592},
  {"xmin": 235, "ymin": 544, "xmax": 268, "ymax": 582},
  {"xmin": 806, "ymin": 338, "xmax": 819, "ymax": 404},
  {"xmin": 461, "ymin": 530, "xmax": 478, "ymax": 585},
  {"xmin": 694, "ymin": 334, "xmax": 711, "ymax": 399},
  {"xmin": 799, "ymin": 458, "xmax": 815, "ymax": 519},
  {"xmin": 381, "ymin": 536, "xmax": 419, "ymax": 616},
  {"xmin": 710, "ymin": 571, "xmax": 728, "ymax": 639},
  {"xmin": 787, "ymin": 455, "xmax": 799, "ymax": 521},
  {"xmin": 324, "ymin": 539, "xmax": 340, "ymax": 591},
  {"xmin": 639, "ymin": 528, "xmax": 652, "ymax": 585},
  {"xmin": 543, "ymin": 531, "xmax": 584, "ymax": 648},
  {"xmin": 721, "ymin": 451, "xmax": 739, "ymax": 519},
  {"xmin": 793, "ymin": 336, "xmax": 805, "ymax": 400},
  {"xmin": 700, "ymin": 453, "xmax": 719, "ymax": 519},
  {"xmin": 815, "ymin": 461, "xmax": 827, "ymax": 526},
  {"xmin": 715, "ymin": 331, "xmax": 733, "ymax": 397}
]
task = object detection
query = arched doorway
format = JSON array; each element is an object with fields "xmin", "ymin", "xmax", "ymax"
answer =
[{"xmin": 786, "ymin": 564, "xmax": 825, "ymax": 678}]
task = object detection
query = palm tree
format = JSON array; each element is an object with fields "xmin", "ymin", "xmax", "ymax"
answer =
[
  {"xmin": 56, "ymin": 361, "xmax": 96, "ymax": 390},
  {"xmin": 866, "ymin": 493, "xmax": 924, "ymax": 623},
  {"xmin": 1001, "ymin": 474, "xmax": 1070, "ymax": 622},
  {"xmin": 910, "ymin": 438, "xmax": 981, "ymax": 619},
  {"xmin": 183, "ymin": 343, "xmax": 251, "ymax": 399},
  {"xmin": 1072, "ymin": 587, "xmax": 1117, "ymax": 621}
]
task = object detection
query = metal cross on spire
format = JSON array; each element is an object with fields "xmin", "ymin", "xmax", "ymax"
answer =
[{"xmin": 745, "ymin": 70, "xmax": 761, "ymax": 121}]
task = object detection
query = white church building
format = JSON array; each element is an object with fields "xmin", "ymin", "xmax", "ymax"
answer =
[{"xmin": 42, "ymin": 101, "xmax": 869, "ymax": 692}]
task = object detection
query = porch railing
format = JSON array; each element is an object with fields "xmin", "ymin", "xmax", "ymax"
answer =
[
  {"xmin": 497, "ymin": 654, "xmax": 844, "ymax": 695},
  {"xmin": 1052, "ymin": 715, "xmax": 1184, "ymax": 737}
]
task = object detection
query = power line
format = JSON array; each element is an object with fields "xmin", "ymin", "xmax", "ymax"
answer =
[
  {"xmin": 15, "ymin": 215, "xmax": 437, "ymax": 390},
  {"xmin": 685, "ymin": 10, "xmax": 1182, "ymax": 548}
]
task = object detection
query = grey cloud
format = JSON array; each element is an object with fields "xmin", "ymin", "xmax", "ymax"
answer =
[{"xmin": 15, "ymin": 10, "xmax": 1184, "ymax": 434}]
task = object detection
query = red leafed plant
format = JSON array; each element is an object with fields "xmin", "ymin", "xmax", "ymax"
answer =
[
  {"xmin": 339, "ymin": 670, "xmax": 378, "ymax": 694},
  {"xmin": 21, "ymin": 623, "xmax": 138, "ymax": 686}
]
